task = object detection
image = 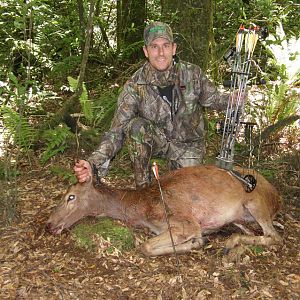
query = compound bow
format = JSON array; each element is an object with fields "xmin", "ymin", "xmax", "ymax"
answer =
[{"xmin": 216, "ymin": 25, "xmax": 267, "ymax": 193}]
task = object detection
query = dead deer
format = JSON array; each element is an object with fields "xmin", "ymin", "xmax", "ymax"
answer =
[{"xmin": 46, "ymin": 165, "xmax": 283, "ymax": 256}]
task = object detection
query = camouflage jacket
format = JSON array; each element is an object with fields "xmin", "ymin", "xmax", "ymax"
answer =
[{"xmin": 88, "ymin": 60, "xmax": 228, "ymax": 176}]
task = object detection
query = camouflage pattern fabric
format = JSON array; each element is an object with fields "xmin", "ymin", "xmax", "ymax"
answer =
[
  {"xmin": 143, "ymin": 22, "xmax": 173, "ymax": 45},
  {"xmin": 88, "ymin": 60, "xmax": 228, "ymax": 186},
  {"xmin": 126, "ymin": 117, "xmax": 206, "ymax": 187}
]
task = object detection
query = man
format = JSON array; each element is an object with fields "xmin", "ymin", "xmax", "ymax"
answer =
[{"xmin": 75, "ymin": 21, "xmax": 230, "ymax": 187}]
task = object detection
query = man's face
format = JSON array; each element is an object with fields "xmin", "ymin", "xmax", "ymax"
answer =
[{"xmin": 143, "ymin": 38, "xmax": 177, "ymax": 72}]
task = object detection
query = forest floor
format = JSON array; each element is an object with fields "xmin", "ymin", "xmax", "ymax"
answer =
[{"xmin": 1, "ymin": 154, "xmax": 300, "ymax": 300}]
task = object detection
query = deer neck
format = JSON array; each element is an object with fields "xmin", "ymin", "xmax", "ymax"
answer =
[{"xmin": 93, "ymin": 187, "xmax": 149, "ymax": 225}]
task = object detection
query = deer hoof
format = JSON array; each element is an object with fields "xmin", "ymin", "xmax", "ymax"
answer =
[{"xmin": 140, "ymin": 242, "xmax": 153, "ymax": 257}]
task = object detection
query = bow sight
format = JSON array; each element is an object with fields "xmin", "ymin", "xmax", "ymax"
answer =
[{"xmin": 216, "ymin": 25, "xmax": 267, "ymax": 193}]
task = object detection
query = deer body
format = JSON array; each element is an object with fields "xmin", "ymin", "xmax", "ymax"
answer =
[{"xmin": 47, "ymin": 165, "xmax": 282, "ymax": 256}]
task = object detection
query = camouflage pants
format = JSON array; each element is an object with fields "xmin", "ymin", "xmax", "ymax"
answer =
[{"xmin": 126, "ymin": 117, "xmax": 205, "ymax": 188}]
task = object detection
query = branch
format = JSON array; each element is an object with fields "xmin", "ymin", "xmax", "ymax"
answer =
[
  {"xmin": 253, "ymin": 114, "xmax": 300, "ymax": 148},
  {"xmin": 39, "ymin": 0, "xmax": 96, "ymax": 133}
]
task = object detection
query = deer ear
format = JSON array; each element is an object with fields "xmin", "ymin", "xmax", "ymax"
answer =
[{"xmin": 87, "ymin": 175, "xmax": 93, "ymax": 184}]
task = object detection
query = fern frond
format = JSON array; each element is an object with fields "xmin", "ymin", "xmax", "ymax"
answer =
[
  {"xmin": 1, "ymin": 105, "xmax": 36, "ymax": 151},
  {"xmin": 41, "ymin": 125, "xmax": 73, "ymax": 164},
  {"xmin": 68, "ymin": 76, "xmax": 93, "ymax": 122},
  {"xmin": 92, "ymin": 90, "xmax": 118, "ymax": 130}
]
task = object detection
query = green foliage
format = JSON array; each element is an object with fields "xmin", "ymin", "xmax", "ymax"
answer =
[
  {"xmin": 1, "ymin": 106, "xmax": 36, "ymax": 151},
  {"xmin": 0, "ymin": 0, "xmax": 83, "ymax": 78},
  {"xmin": 40, "ymin": 125, "xmax": 73, "ymax": 165},
  {"xmin": 264, "ymin": 21, "xmax": 300, "ymax": 85},
  {"xmin": 92, "ymin": 89, "xmax": 118, "ymax": 130},
  {"xmin": 0, "ymin": 162, "xmax": 5, "ymax": 180},
  {"xmin": 1, "ymin": 2, "xmax": 46, "ymax": 80},
  {"xmin": 14, "ymin": 40, "xmax": 52, "ymax": 79},
  {"xmin": 265, "ymin": 82, "xmax": 298, "ymax": 124},
  {"xmin": 261, "ymin": 22, "xmax": 299, "ymax": 124},
  {"xmin": 1, "ymin": 73, "xmax": 25, "ymax": 106},
  {"xmin": 0, "ymin": 160, "xmax": 20, "ymax": 180},
  {"xmin": 258, "ymin": 168, "xmax": 276, "ymax": 181},
  {"xmin": 251, "ymin": 245, "xmax": 265, "ymax": 255},
  {"xmin": 71, "ymin": 217, "xmax": 135, "ymax": 252},
  {"xmin": 205, "ymin": 116, "xmax": 220, "ymax": 142},
  {"xmin": 119, "ymin": 40, "xmax": 144, "ymax": 60},
  {"xmin": 68, "ymin": 76, "xmax": 93, "ymax": 123},
  {"xmin": 0, "ymin": 72, "xmax": 62, "ymax": 160},
  {"xmin": 0, "ymin": 0, "xmax": 298, "ymax": 168},
  {"xmin": 212, "ymin": 0, "xmax": 299, "ymax": 81},
  {"xmin": 49, "ymin": 165, "xmax": 77, "ymax": 184},
  {"xmin": 50, "ymin": 56, "xmax": 81, "ymax": 84}
]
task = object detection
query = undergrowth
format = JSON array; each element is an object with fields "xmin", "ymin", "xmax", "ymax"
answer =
[{"xmin": 49, "ymin": 165, "xmax": 77, "ymax": 184}]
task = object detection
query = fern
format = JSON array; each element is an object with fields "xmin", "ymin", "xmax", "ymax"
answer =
[
  {"xmin": 265, "ymin": 82, "xmax": 298, "ymax": 123},
  {"xmin": 92, "ymin": 90, "xmax": 118, "ymax": 130},
  {"xmin": 262, "ymin": 21, "xmax": 299, "ymax": 124},
  {"xmin": 68, "ymin": 76, "xmax": 93, "ymax": 122},
  {"xmin": 1, "ymin": 105, "xmax": 36, "ymax": 151},
  {"xmin": 49, "ymin": 165, "xmax": 77, "ymax": 184},
  {"xmin": 41, "ymin": 125, "xmax": 73, "ymax": 165}
]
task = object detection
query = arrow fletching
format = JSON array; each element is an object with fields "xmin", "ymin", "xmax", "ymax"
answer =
[
  {"xmin": 152, "ymin": 162, "xmax": 159, "ymax": 180},
  {"xmin": 236, "ymin": 24, "xmax": 245, "ymax": 53}
]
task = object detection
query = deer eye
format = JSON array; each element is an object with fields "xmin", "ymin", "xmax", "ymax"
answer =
[{"xmin": 67, "ymin": 195, "xmax": 76, "ymax": 202}]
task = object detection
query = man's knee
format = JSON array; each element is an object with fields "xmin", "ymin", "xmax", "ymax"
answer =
[
  {"xmin": 170, "ymin": 157, "xmax": 203, "ymax": 170},
  {"xmin": 167, "ymin": 143, "xmax": 205, "ymax": 170}
]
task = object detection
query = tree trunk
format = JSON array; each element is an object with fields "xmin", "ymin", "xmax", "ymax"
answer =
[
  {"xmin": 94, "ymin": 0, "xmax": 111, "ymax": 50},
  {"xmin": 77, "ymin": 0, "xmax": 86, "ymax": 53},
  {"xmin": 117, "ymin": 0, "xmax": 146, "ymax": 60},
  {"xmin": 162, "ymin": 0, "xmax": 213, "ymax": 71},
  {"xmin": 39, "ymin": 0, "xmax": 96, "ymax": 133}
]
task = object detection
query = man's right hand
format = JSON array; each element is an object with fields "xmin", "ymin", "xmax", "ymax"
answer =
[{"xmin": 74, "ymin": 160, "xmax": 92, "ymax": 183}]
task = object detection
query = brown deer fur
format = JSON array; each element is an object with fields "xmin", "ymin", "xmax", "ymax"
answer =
[{"xmin": 46, "ymin": 165, "xmax": 282, "ymax": 256}]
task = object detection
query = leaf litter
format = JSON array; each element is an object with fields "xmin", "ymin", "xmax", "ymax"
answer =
[{"xmin": 0, "ymin": 157, "xmax": 300, "ymax": 299}]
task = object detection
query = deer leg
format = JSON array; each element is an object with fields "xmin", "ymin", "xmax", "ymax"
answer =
[
  {"xmin": 233, "ymin": 222, "xmax": 255, "ymax": 235},
  {"xmin": 225, "ymin": 200, "xmax": 282, "ymax": 250},
  {"xmin": 225, "ymin": 233, "xmax": 281, "ymax": 250},
  {"xmin": 141, "ymin": 218, "xmax": 203, "ymax": 256}
]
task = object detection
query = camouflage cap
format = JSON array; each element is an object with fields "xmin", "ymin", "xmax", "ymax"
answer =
[{"xmin": 144, "ymin": 22, "xmax": 174, "ymax": 45}]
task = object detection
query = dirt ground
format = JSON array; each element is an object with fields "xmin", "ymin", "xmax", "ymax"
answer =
[{"xmin": 1, "ymin": 157, "xmax": 300, "ymax": 300}]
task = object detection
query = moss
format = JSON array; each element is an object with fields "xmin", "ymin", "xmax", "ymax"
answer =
[
  {"xmin": 251, "ymin": 245, "xmax": 265, "ymax": 255},
  {"xmin": 258, "ymin": 168, "xmax": 276, "ymax": 181},
  {"xmin": 71, "ymin": 217, "xmax": 135, "ymax": 252}
]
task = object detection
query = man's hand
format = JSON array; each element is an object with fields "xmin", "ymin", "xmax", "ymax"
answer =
[{"xmin": 74, "ymin": 160, "xmax": 92, "ymax": 183}]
